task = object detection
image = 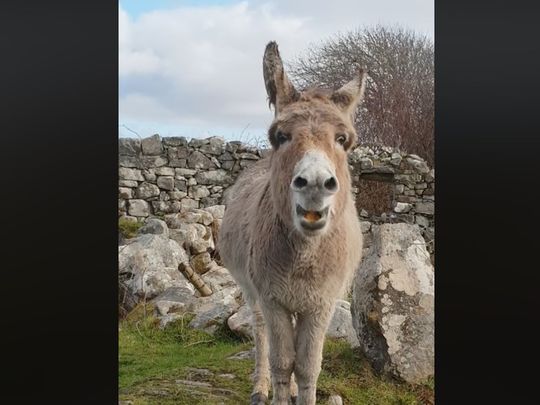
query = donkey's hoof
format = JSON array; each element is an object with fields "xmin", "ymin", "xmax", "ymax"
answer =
[{"xmin": 250, "ymin": 392, "xmax": 268, "ymax": 405}]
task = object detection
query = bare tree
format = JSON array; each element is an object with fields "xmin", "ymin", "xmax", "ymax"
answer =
[{"xmin": 288, "ymin": 25, "xmax": 434, "ymax": 166}]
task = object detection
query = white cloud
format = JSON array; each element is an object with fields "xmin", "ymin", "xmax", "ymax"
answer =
[{"xmin": 119, "ymin": 0, "xmax": 433, "ymax": 140}]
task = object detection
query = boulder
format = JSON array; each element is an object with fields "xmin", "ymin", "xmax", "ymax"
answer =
[
  {"xmin": 227, "ymin": 304, "xmax": 253, "ymax": 339},
  {"xmin": 201, "ymin": 263, "xmax": 238, "ymax": 294},
  {"xmin": 118, "ymin": 234, "xmax": 194, "ymax": 301},
  {"xmin": 138, "ymin": 218, "xmax": 169, "ymax": 238},
  {"xmin": 152, "ymin": 286, "xmax": 197, "ymax": 317},
  {"xmin": 326, "ymin": 300, "xmax": 360, "ymax": 347},
  {"xmin": 188, "ymin": 287, "xmax": 241, "ymax": 334},
  {"xmin": 351, "ymin": 223, "xmax": 434, "ymax": 383}
]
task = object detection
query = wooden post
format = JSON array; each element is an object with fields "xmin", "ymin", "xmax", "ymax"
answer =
[{"xmin": 178, "ymin": 261, "xmax": 213, "ymax": 297}]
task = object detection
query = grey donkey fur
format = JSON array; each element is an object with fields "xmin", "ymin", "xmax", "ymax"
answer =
[{"xmin": 218, "ymin": 41, "xmax": 367, "ymax": 405}]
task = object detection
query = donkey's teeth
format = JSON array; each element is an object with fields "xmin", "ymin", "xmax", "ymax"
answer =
[{"xmin": 303, "ymin": 211, "xmax": 322, "ymax": 223}]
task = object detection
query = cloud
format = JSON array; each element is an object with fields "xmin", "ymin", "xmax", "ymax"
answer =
[{"xmin": 119, "ymin": 0, "xmax": 433, "ymax": 140}]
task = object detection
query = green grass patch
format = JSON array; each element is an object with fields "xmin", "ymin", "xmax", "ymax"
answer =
[
  {"xmin": 119, "ymin": 314, "xmax": 433, "ymax": 404},
  {"xmin": 119, "ymin": 217, "xmax": 143, "ymax": 239}
]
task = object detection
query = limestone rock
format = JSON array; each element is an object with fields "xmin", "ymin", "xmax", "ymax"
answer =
[
  {"xmin": 183, "ymin": 209, "xmax": 214, "ymax": 225},
  {"xmin": 152, "ymin": 286, "xmax": 197, "ymax": 317},
  {"xmin": 157, "ymin": 176, "xmax": 175, "ymax": 191},
  {"xmin": 119, "ymin": 187, "xmax": 132, "ymax": 199},
  {"xmin": 415, "ymin": 201, "xmax": 434, "ymax": 215},
  {"xmin": 360, "ymin": 158, "xmax": 374, "ymax": 170},
  {"xmin": 227, "ymin": 304, "xmax": 253, "ymax": 340},
  {"xmin": 202, "ymin": 263, "xmax": 238, "ymax": 294},
  {"xmin": 119, "ymin": 138, "xmax": 141, "ymax": 156},
  {"xmin": 351, "ymin": 223, "xmax": 434, "ymax": 383},
  {"xmin": 168, "ymin": 190, "xmax": 187, "ymax": 200},
  {"xmin": 328, "ymin": 395, "xmax": 343, "ymax": 405},
  {"xmin": 142, "ymin": 169, "xmax": 156, "ymax": 182},
  {"xmin": 119, "ymin": 167, "xmax": 144, "ymax": 181},
  {"xmin": 188, "ymin": 287, "xmax": 241, "ymax": 334},
  {"xmin": 163, "ymin": 136, "xmax": 188, "ymax": 147},
  {"xmin": 141, "ymin": 155, "xmax": 168, "ymax": 168},
  {"xmin": 191, "ymin": 252, "xmax": 212, "ymax": 274},
  {"xmin": 136, "ymin": 182, "xmax": 160, "ymax": 199},
  {"xmin": 175, "ymin": 168, "xmax": 196, "ymax": 178},
  {"xmin": 141, "ymin": 134, "xmax": 162, "ymax": 155},
  {"xmin": 180, "ymin": 198, "xmax": 199, "ymax": 212},
  {"xmin": 203, "ymin": 205, "xmax": 226, "ymax": 220},
  {"xmin": 189, "ymin": 185, "xmax": 210, "ymax": 200},
  {"xmin": 394, "ymin": 202, "xmax": 412, "ymax": 213},
  {"xmin": 138, "ymin": 218, "xmax": 169, "ymax": 238},
  {"xmin": 152, "ymin": 287, "xmax": 197, "ymax": 316},
  {"xmin": 119, "ymin": 180, "xmax": 138, "ymax": 188},
  {"xmin": 118, "ymin": 234, "xmax": 193, "ymax": 300},
  {"xmin": 199, "ymin": 136, "xmax": 224, "ymax": 155},
  {"xmin": 326, "ymin": 300, "xmax": 360, "ymax": 347},
  {"xmin": 127, "ymin": 199, "xmax": 150, "ymax": 217},
  {"xmin": 154, "ymin": 167, "xmax": 175, "ymax": 176},
  {"xmin": 194, "ymin": 170, "xmax": 230, "ymax": 185},
  {"xmin": 415, "ymin": 215, "xmax": 430, "ymax": 228},
  {"xmin": 187, "ymin": 150, "xmax": 214, "ymax": 170}
]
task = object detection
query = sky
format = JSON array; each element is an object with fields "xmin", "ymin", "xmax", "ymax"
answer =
[{"xmin": 119, "ymin": 0, "xmax": 434, "ymax": 143}]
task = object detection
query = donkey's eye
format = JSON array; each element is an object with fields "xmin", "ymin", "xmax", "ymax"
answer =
[
  {"xmin": 336, "ymin": 134, "xmax": 347, "ymax": 146},
  {"xmin": 276, "ymin": 131, "xmax": 290, "ymax": 145}
]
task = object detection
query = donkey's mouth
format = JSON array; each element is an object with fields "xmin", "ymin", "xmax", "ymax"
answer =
[{"xmin": 296, "ymin": 204, "xmax": 329, "ymax": 231}]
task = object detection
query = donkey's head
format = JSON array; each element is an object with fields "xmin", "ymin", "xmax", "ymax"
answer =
[{"xmin": 263, "ymin": 41, "xmax": 368, "ymax": 237}]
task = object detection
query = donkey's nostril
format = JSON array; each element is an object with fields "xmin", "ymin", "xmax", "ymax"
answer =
[
  {"xmin": 293, "ymin": 176, "xmax": 308, "ymax": 189},
  {"xmin": 324, "ymin": 177, "xmax": 337, "ymax": 192}
]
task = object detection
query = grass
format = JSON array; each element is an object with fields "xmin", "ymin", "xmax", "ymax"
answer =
[
  {"xmin": 119, "ymin": 217, "xmax": 143, "ymax": 239},
  {"xmin": 119, "ymin": 309, "xmax": 433, "ymax": 405}
]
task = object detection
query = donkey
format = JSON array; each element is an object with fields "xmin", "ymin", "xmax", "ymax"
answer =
[{"xmin": 218, "ymin": 42, "xmax": 367, "ymax": 405}]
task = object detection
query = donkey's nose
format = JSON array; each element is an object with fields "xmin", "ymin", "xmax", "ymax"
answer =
[
  {"xmin": 323, "ymin": 176, "xmax": 338, "ymax": 192},
  {"xmin": 291, "ymin": 171, "xmax": 339, "ymax": 194},
  {"xmin": 293, "ymin": 176, "xmax": 308, "ymax": 189}
]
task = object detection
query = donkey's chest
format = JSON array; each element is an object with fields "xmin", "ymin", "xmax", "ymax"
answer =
[{"xmin": 264, "ymin": 254, "xmax": 345, "ymax": 312}]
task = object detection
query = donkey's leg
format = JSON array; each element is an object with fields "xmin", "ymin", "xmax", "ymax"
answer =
[
  {"xmin": 289, "ymin": 315, "xmax": 298, "ymax": 403},
  {"xmin": 250, "ymin": 302, "xmax": 271, "ymax": 405},
  {"xmin": 290, "ymin": 372, "xmax": 298, "ymax": 403},
  {"xmin": 260, "ymin": 302, "xmax": 296, "ymax": 405},
  {"xmin": 293, "ymin": 306, "xmax": 334, "ymax": 405}
]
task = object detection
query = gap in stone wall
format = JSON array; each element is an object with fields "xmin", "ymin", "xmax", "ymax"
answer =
[{"xmin": 355, "ymin": 177, "xmax": 395, "ymax": 216}]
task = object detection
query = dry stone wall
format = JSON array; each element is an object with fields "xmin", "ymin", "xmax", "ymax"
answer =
[{"xmin": 119, "ymin": 135, "xmax": 434, "ymax": 253}]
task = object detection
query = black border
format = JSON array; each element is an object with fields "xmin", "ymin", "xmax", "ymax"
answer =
[
  {"xmin": 436, "ymin": 0, "xmax": 540, "ymax": 403},
  {"xmin": 2, "ymin": 0, "xmax": 540, "ymax": 403},
  {"xmin": 2, "ymin": 2, "xmax": 118, "ymax": 403}
]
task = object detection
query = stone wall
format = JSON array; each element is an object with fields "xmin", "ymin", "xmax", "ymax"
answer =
[{"xmin": 119, "ymin": 135, "xmax": 434, "ymax": 253}]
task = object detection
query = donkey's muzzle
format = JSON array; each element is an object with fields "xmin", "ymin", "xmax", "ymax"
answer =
[{"xmin": 296, "ymin": 204, "xmax": 329, "ymax": 231}]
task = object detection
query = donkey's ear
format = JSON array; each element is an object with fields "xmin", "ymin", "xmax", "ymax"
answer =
[
  {"xmin": 331, "ymin": 68, "xmax": 369, "ymax": 119},
  {"xmin": 263, "ymin": 41, "xmax": 299, "ymax": 116}
]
